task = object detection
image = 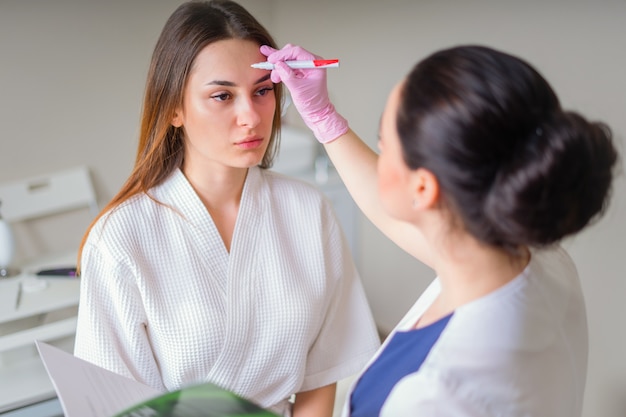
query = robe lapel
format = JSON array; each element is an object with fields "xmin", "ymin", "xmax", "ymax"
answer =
[
  {"xmin": 206, "ymin": 167, "xmax": 268, "ymax": 386},
  {"xmin": 162, "ymin": 169, "xmax": 230, "ymax": 294}
]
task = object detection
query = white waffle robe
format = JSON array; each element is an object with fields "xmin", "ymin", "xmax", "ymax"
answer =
[{"xmin": 75, "ymin": 167, "xmax": 380, "ymax": 416}]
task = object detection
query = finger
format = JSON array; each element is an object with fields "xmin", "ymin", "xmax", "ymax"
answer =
[
  {"xmin": 273, "ymin": 61, "xmax": 293, "ymax": 83},
  {"xmin": 267, "ymin": 44, "xmax": 316, "ymax": 63},
  {"xmin": 259, "ymin": 45, "xmax": 277, "ymax": 58},
  {"xmin": 270, "ymin": 68, "xmax": 282, "ymax": 84}
]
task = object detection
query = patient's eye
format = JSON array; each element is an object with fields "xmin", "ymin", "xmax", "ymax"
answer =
[
  {"xmin": 256, "ymin": 86, "xmax": 274, "ymax": 97},
  {"xmin": 211, "ymin": 92, "xmax": 231, "ymax": 102}
]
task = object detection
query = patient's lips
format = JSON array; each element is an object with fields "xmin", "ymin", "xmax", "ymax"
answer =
[{"xmin": 236, "ymin": 135, "xmax": 263, "ymax": 149}]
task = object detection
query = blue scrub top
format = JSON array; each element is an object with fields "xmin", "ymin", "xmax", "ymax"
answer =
[{"xmin": 350, "ymin": 313, "xmax": 453, "ymax": 417}]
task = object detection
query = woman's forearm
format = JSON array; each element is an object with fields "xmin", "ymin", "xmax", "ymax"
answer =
[{"xmin": 325, "ymin": 129, "xmax": 432, "ymax": 266}]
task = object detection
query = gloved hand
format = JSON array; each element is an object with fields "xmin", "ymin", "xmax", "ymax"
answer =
[{"xmin": 260, "ymin": 44, "xmax": 349, "ymax": 144}]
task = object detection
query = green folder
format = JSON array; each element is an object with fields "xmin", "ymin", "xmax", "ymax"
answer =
[{"xmin": 113, "ymin": 382, "xmax": 280, "ymax": 417}]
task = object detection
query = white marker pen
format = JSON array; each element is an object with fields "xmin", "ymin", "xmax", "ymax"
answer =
[{"xmin": 251, "ymin": 59, "xmax": 340, "ymax": 70}]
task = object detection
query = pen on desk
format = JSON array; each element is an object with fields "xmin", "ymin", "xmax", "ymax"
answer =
[
  {"xmin": 36, "ymin": 267, "xmax": 78, "ymax": 278},
  {"xmin": 251, "ymin": 59, "xmax": 340, "ymax": 70}
]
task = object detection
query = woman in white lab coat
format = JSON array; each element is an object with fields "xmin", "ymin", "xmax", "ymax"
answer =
[
  {"xmin": 262, "ymin": 44, "xmax": 619, "ymax": 416},
  {"xmin": 73, "ymin": 2, "xmax": 381, "ymax": 416}
]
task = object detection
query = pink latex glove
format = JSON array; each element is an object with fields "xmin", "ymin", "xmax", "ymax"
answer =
[{"xmin": 260, "ymin": 44, "xmax": 349, "ymax": 144}]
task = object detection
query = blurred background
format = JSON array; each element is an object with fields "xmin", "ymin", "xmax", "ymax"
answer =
[{"xmin": 1, "ymin": 1, "xmax": 624, "ymax": 416}]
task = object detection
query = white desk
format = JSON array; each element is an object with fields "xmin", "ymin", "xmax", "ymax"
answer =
[{"xmin": 0, "ymin": 253, "xmax": 80, "ymax": 413}]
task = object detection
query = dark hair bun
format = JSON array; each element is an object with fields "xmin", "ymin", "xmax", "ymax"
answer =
[
  {"xmin": 484, "ymin": 111, "xmax": 618, "ymax": 248},
  {"xmin": 398, "ymin": 45, "xmax": 620, "ymax": 252}
]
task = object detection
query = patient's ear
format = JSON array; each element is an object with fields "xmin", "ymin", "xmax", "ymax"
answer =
[
  {"xmin": 171, "ymin": 110, "xmax": 183, "ymax": 128},
  {"xmin": 411, "ymin": 168, "xmax": 439, "ymax": 210}
]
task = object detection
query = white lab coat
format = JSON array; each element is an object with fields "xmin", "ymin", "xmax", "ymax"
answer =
[
  {"xmin": 75, "ymin": 167, "xmax": 380, "ymax": 416},
  {"xmin": 342, "ymin": 246, "xmax": 587, "ymax": 417}
]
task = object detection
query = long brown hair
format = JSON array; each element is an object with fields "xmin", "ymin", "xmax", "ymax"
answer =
[{"xmin": 77, "ymin": 0, "xmax": 283, "ymax": 268}]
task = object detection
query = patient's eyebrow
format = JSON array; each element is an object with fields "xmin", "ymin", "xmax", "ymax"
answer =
[
  {"xmin": 207, "ymin": 80, "xmax": 236, "ymax": 87},
  {"xmin": 206, "ymin": 74, "xmax": 272, "ymax": 87},
  {"xmin": 254, "ymin": 74, "xmax": 271, "ymax": 84}
]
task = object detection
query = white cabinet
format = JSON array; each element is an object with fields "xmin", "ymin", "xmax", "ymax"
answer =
[
  {"xmin": 0, "ymin": 167, "xmax": 96, "ymax": 414},
  {"xmin": 0, "ymin": 253, "xmax": 80, "ymax": 414}
]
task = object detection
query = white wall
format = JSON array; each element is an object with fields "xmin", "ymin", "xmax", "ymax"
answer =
[{"xmin": 1, "ymin": 1, "xmax": 625, "ymax": 416}]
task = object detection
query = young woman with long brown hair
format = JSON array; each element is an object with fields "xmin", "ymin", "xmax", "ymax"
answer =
[{"xmin": 73, "ymin": 3, "xmax": 380, "ymax": 416}]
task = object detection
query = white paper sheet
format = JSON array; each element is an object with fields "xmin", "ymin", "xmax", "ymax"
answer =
[{"xmin": 36, "ymin": 341, "xmax": 161, "ymax": 417}]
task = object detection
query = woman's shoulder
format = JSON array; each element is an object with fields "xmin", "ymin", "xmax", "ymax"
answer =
[
  {"xmin": 259, "ymin": 169, "xmax": 333, "ymax": 214},
  {"xmin": 86, "ymin": 193, "xmax": 162, "ymax": 247},
  {"xmin": 380, "ymin": 253, "xmax": 586, "ymax": 417},
  {"xmin": 432, "ymin": 246, "xmax": 583, "ymax": 351},
  {"xmin": 256, "ymin": 168, "xmax": 343, "ymax": 238},
  {"xmin": 99, "ymin": 192, "xmax": 155, "ymax": 223},
  {"xmin": 262, "ymin": 169, "xmax": 326, "ymax": 198}
]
